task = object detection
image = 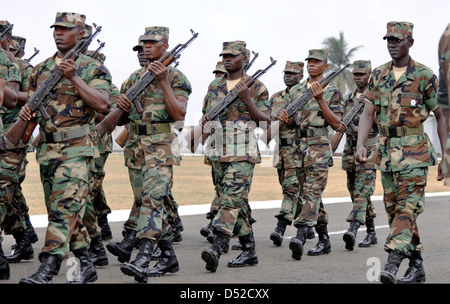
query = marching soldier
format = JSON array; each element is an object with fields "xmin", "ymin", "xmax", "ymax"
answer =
[
  {"xmin": 19, "ymin": 12, "xmax": 112, "ymax": 284},
  {"xmin": 278, "ymin": 49, "xmax": 345, "ymax": 260},
  {"xmin": 356, "ymin": 21, "xmax": 447, "ymax": 284},
  {"xmin": 269, "ymin": 60, "xmax": 314, "ymax": 246},
  {"xmin": 341, "ymin": 60, "xmax": 379, "ymax": 250},
  {"xmin": 200, "ymin": 41, "xmax": 271, "ymax": 272},
  {"xmin": 0, "ymin": 20, "xmax": 21, "ymax": 281},
  {"xmin": 113, "ymin": 26, "xmax": 191, "ymax": 283}
]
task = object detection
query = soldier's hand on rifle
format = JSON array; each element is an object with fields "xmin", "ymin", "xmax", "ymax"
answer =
[
  {"xmin": 355, "ymin": 144, "xmax": 368, "ymax": 164},
  {"xmin": 58, "ymin": 58, "xmax": 78, "ymax": 80},
  {"xmin": 277, "ymin": 109, "xmax": 292, "ymax": 125},
  {"xmin": 235, "ymin": 81, "xmax": 251, "ymax": 105},
  {"xmin": 148, "ymin": 61, "xmax": 169, "ymax": 83},
  {"xmin": 201, "ymin": 114, "xmax": 210, "ymax": 127},
  {"xmin": 117, "ymin": 94, "xmax": 133, "ymax": 113},
  {"xmin": 335, "ymin": 121, "xmax": 347, "ymax": 133},
  {"xmin": 19, "ymin": 103, "xmax": 36, "ymax": 121},
  {"xmin": 311, "ymin": 82, "xmax": 324, "ymax": 101}
]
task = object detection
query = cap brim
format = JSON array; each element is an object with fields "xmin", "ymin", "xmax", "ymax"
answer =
[
  {"xmin": 50, "ymin": 22, "xmax": 77, "ymax": 28},
  {"xmin": 220, "ymin": 50, "xmax": 240, "ymax": 56},
  {"xmin": 383, "ymin": 33, "xmax": 405, "ymax": 40}
]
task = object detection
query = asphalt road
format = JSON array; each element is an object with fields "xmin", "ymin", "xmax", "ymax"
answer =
[{"xmin": 2, "ymin": 194, "xmax": 449, "ymax": 288}]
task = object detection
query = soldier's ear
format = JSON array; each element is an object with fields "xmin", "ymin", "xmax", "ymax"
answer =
[{"xmin": 408, "ymin": 37, "xmax": 414, "ymax": 48}]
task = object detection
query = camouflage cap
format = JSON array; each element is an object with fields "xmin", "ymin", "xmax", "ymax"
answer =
[
  {"xmin": 132, "ymin": 35, "xmax": 145, "ymax": 51},
  {"xmin": 220, "ymin": 40, "xmax": 246, "ymax": 56},
  {"xmin": 213, "ymin": 61, "xmax": 226, "ymax": 74},
  {"xmin": 50, "ymin": 12, "xmax": 86, "ymax": 28},
  {"xmin": 0, "ymin": 20, "xmax": 13, "ymax": 34},
  {"xmin": 11, "ymin": 36, "xmax": 26, "ymax": 49},
  {"xmin": 305, "ymin": 49, "xmax": 328, "ymax": 61},
  {"xmin": 283, "ymin": 61, "xmax": 304, "ymax": 74},
  {"xmin": 141, "ymin": 26, "xmax": 169, "ymax": 42},
  {"xmin": 352, "ymin": 60, "xmax": 371, "ymax": 74},
  {"xmin": 383, "ymin": 21, "xmax": 413, "ymax": 40}
]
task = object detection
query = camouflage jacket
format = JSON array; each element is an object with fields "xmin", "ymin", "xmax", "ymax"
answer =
[
  {"xmin": 363, "ymin": 57, "xmax": 439, "ymax": 172},
  {"xmin": 0, "ymin": 48, "xmax": 21, "ymax": 134},
  {"xmin": 28, "ymin": 52, "xmax": 112, "ymax": 165},
  {"xmin": 97, "ymin": 83, "xmax": 119, "ymax": 154},
  {"xmin": 269, "ymin": 87, "xmax": 301, "ymax": 169},
  {"xmin": 341, "ymin": 90, "xmax": 378, "ymax": 171},
  {"xmin": 122, "ymin": 65, "xmax": 192, "ymax": 169},
  {"xmin": 289, "ymin": 79, "xmax": 343, "ymax": 168},
  {"xmin": 202, "ymin": 73, "xmax": 270, "ymax": 164},
  {"xmin": 1, "ymin": 57, "xmax": 33, "ymax": 150}
]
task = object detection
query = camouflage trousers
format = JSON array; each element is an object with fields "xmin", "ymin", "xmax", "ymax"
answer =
[
  {"xmin": 293, "ymin": 163, "xmax": 329, "ymax": 227},
  {"xmin": 210, "ymin": 160, "xmax": 255, "ymax": 237},
  {"xmin": 124, "ymin": 167, "xmax": 180, "ymax": 236},
  {"xmin": 381, "ymin": 167, "xmax": 427, "ymax": 256},
  {"xmin": 275, "ymin": 167, "xmax": 303, "ymax": 223},
  {"xmin": 82, "ymin": 153, "xmax": 111, "ymax": 239},
  {"xmin": 39, "ymin": 156, "xmax": 90, "ymax": 261},
  {"xmin": 0, "ymin": 148, "xmax": 28, "ymax": 236},
  {"xmin": 205, "ymin": 164, "xmax": 221, "ymax": 220},
  {"xmin": 345, "ymin": 169, "xmax": 377, "ymax": 224}
]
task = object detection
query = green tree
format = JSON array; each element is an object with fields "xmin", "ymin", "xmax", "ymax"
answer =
[{"xmin": 322, "ymin": 31, "xmax": 363, "ymax": 95}]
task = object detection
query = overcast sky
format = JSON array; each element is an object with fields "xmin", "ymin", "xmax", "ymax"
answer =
[{"xmin": 4, "ymin": 0, "xmax": 450, "ymax": 125}]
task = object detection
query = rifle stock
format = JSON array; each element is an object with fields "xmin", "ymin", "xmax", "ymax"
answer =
[
  {"xmin": 330, "ymin": 131, "xmax": 344, "ymax": 152},
  {"xmin": 114, "ymin": 126, "xmax": 128, "ymax": 148}
]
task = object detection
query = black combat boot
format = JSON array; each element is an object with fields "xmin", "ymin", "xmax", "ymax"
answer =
[
  {"xmin": 201, "ymin": 231, "xmax": 229, "ymax": 273},
  {"xmin": 307, "ymin": 225, "xmax": 331, "ymax": 256},
  {"xmin": 148, "ymin": 239, "xmax": 179, "ymax": 277},
  {"xmin": 358, "ymin": 217, "xmax": 377, "ymax": 247},
  {"xmin": 6, "ymin": 230, "xmax": 34, "ymax": 263},
  {"xmin": 19, "ymin": 253, "xmax": 60, "ymax": 284},
  {"xmin": 200, "ymin": 220, "xmax": 214, "ymax": 241},
  {"xmin": 289, "ymin": 224, "xmax": 309, "ymax": 260},
  {"xmin": 343, "ymin": 221, "xmax": 361, "ymax": 251},
  {"xmin": 228, "ymin": 233, "xmax": 258, "ymax": 267},
  {"xmin": 306, "ymin": 226, "xmax": 316, "ymax": 239},
  {"xmin": 0, "ymin": 239, "xmax": 10, "ymax": 280},
  {"xmin": 106, "ymin": 228, "xmax": 136, "ymax": 263},
  {"xmin": 379, "ymin": 250, "xmax": 406, "ymax": 284},
  {"xmin": 397, "ymin": 252, "xmax": 426, "ymax": 284},
  {"xmin": 120, "ymin": 238, "xmax": 155, "ymax": 283},
  {"xmin": 151, "ymin": 246, "xmax": 162, "ymax": 260},
  {"xmin": 68, "ymin": 248, "xmax": 98, "ymax": 284},
  {"xmin": 270, "ymin": 217, "xmax": 290, "ymax": 246},
  {"xmin": 98, "ymin": 214, "xmax": 112, "ymax": 241},
  {"xmin": 88, "ymin": 236, "xmax": 109, "ymax": 266},
  {"xmin": 10, "ymin": 215, "xmax": 39, "ymax": 251},
  {"xmin": 170, "ymin": 217, "xmax": 184, "ymax": 243}
]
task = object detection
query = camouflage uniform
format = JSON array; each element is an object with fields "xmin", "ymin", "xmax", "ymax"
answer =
[
  {"xmin": 364, "ymin": 31, "xmax": 439, "ymax": 257},
  {"xmin": 342, "ymin": 61, "xmax": 378, "ymax": 224},
  {"xmin": 202, "ymin": 42, "xmax": 270, "ymax": 238},
  {"xmin": 0, "ymin": 21, "xmax": 21, "ymax": 280},
  {"xmin": 437, "ymin": 23, "xmax": 450, "ymax": 185},
  {"xmin": 27, "ymin": 14, "xmax": 112, "ymax": 262},
  {"xmin": 287, "ymin": 49, "xmax": 343, "ymax": 259},
  {"xmin": 362, "ymin": 24, "xmax": 442, "ymax": 283},
  {"xmin": 121, "ymin": 27, "xmax": 191, "ymax": 243},
  {"xmin": 290, "ymin": 50, "xmax": 343, "ymax": 228},
  {"xmin": 0, "ymin": 31, "xmax": 31, "ymax": 238}
]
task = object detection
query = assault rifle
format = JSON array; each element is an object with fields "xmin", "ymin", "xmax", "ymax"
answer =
[
  {"xmin": 330, "ymin": 97, "xmax": 364, "ymax": 152},
  {"xmin": 185, "ymin": 57, "xmax": 277, "ymax": 153},
  {"xmin": 96, "ymin": 29, "xmax": 199, "ymax": 138},
  {"xmin": 245, "ymin": 50, "xmax": 259, "ymax": 72},
  {"xmin": 25, "ymin": 47, "xmax": 40, "ymax": 63},
  {"xmin": 5, "ymin": 24, "xmax": 103, "ymax": 146},
  {"xmin": 89, "ymin": 39, "xmax": 106, "ymax": 61},
  {"xmin": 260, "ymin": 63, "xmax": 350, "ymax": 145}
]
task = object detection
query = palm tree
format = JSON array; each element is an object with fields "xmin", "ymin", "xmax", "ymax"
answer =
[{"xmin": 322, "ymin": 32, "xmax": 363, "ymax": 95}]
